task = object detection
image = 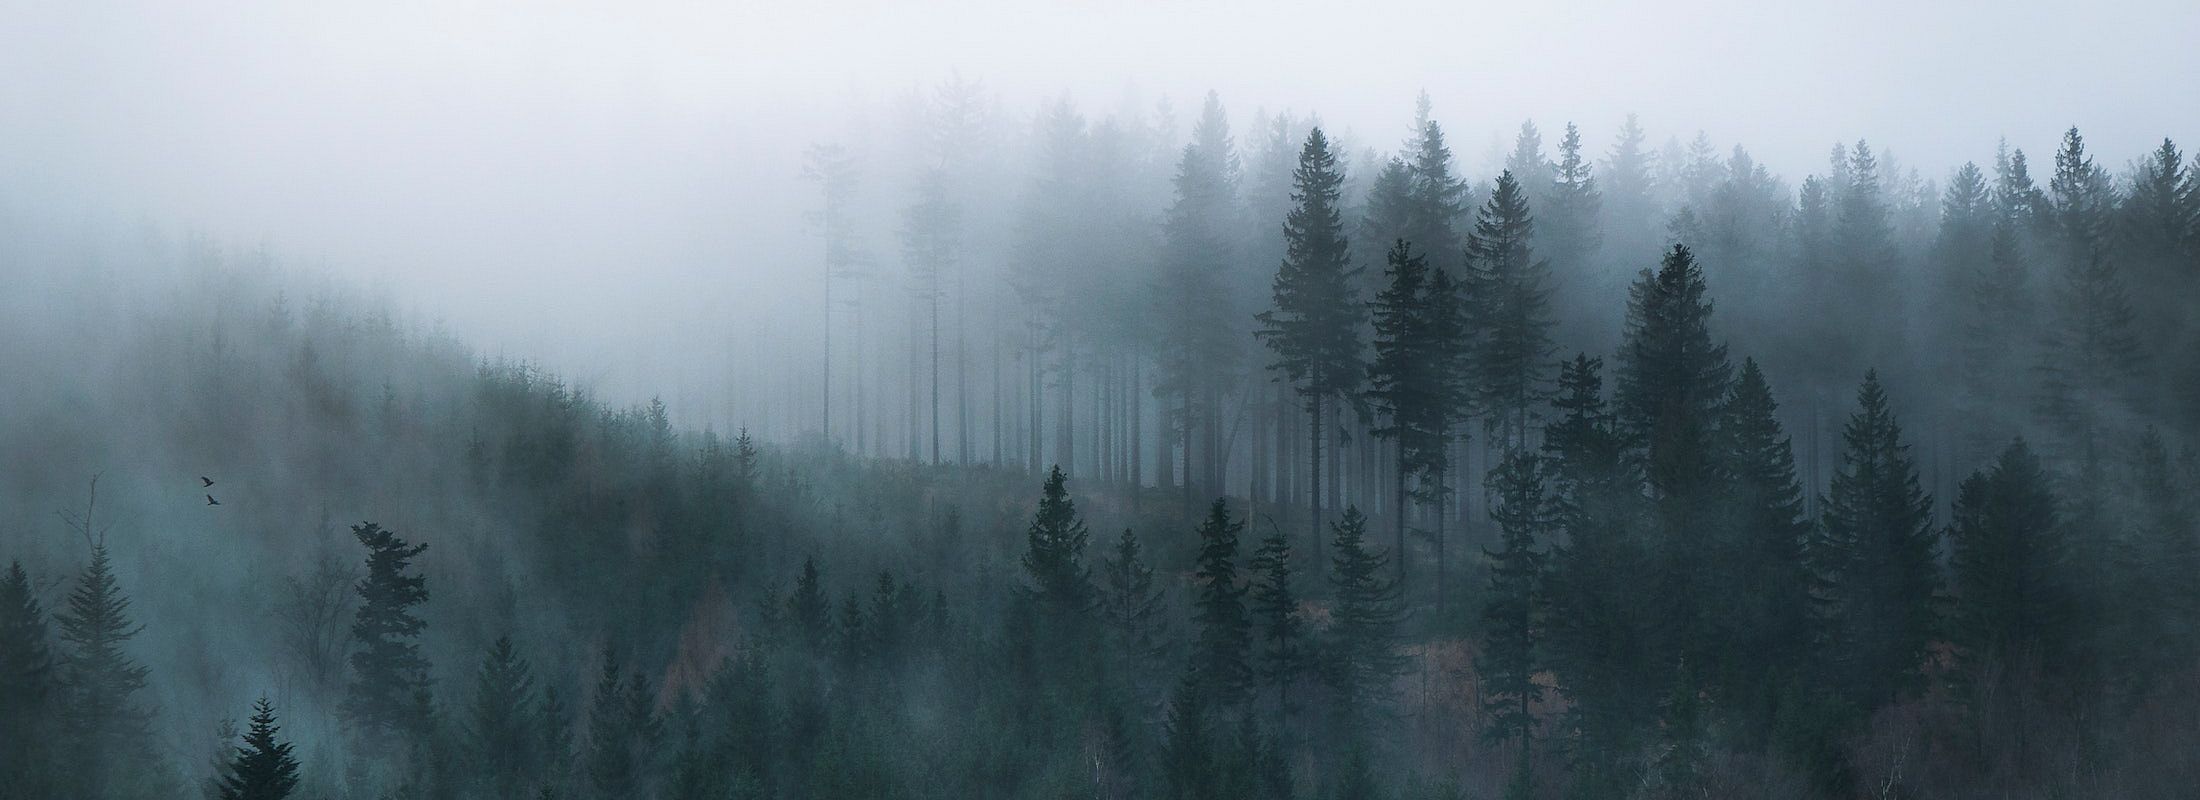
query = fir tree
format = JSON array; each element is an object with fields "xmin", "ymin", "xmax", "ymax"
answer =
[
  {"xmin": 1710, "ymin": 359, "xmax": 1815, "ymax": 736},
  {"xmin": 468, "ymin": 636, "xmax": 539, "ymax": 797},
  {"xmin": 343, "ymin": 522, "xmax": 434, "ymax": 745},
  {"xmin": 1506, "ymin": 120, "xmax": 1557, "ymax": 212},
  {"xmin": 1247, "ymin": 528, "xmax": 1308, "ymax": 714},
  {"xmin": 2036, "ymin": 127, "xmax": 2143, "ymax": 463},
  {"xmin": 1813, "ymin": 372, "xmax": 1940, "ymax": 707},
  {"xmin": 1155, "ymin": 92, "xmax": 1243, "ymax": 507},
  {"xmin": 1600, "ymin": 113, "xmax": 1659, "ymax": 269},
  {"xmin": 57, "ymin": 544, "xmax": 157, "ymax": 795},
  {"xmin": 1161, "ymin": 675, "xmax": 1216, "ymax": 800},
  {"xmin": 1021, "ymin": 466, "xmax": 1095, "ymax": 618},
  {"xmin": 1467, "ymin": 170, "xmax": 1558, "ymax": 448},
  {"xmin": 1255, "ymin": 127, "xmax": 1364, "ymax": 555},
  {"xmin": 0, "ymin": 560, "xmax": 58, "ymax": 797},
  {"xmin": 584, "ymin": 646, "xmax": 661, "ymax": 799},
  {"xmin": 1478, "ymin": 448, "xmax": 1550, "ymax": 750},
  {"xmin": 1324, "ymin": 506, "xmax": 1406, "ymax": 730},
  {"xmin": 216, "ymin": 698, "xmax": 301, "ymax": 800},
  {"xmin": 1544, "ymin": 122, "xmax": 1603, "ymax": 298},
  {"xmin": 786, "ymin": 557, "xmax": 831, "ymax": 652},
  {"xmin": 1947, "ymin": 438, "xmax": 2073, "ymax": 687},
  {"xmin": 1189, "ymin": 499, "xmax": 1252, "ymax": 704},
  {"xmin": 1404, "ymin": 120, "xmax": 1468, "ymax": 261},
  {"xmin": 1099, "ymin": 528, "xmax": 1171, "ymax": 695}
]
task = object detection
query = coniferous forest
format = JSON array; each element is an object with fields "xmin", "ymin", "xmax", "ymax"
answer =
[{"xmin": 4, "ymin": 4, "xmax": 2200, "ymax": 799}]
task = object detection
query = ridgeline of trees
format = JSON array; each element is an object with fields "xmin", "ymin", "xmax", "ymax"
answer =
[{"xmin": 2, "ymin": 90, "xmax": 2198, "ymax": 799}]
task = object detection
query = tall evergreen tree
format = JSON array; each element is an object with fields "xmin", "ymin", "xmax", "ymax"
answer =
[
  {"xmin": 1021, "ymin": 465, "xmax": 1094, "ymax": 618},
  {"xmin": 1367, "ymin": 239, "xmax": 1437, "ymax": 581},
  {"xmin": 1947, "ymin": 438, "xmax": 2074, "ymax": 687},
  {"xmin": 1506, "ymin": 120, "xmax": 1556, "ymax": 213},
  {"xmin": 1155, "ymin": 92, "xmax": 1243, "ymax": 508},
  {"xmin": 1404, "ymin": 120, "xmax": 1468, "ymax": 261},
  {"xmin": 2036, "ymin": 127, "xmax": 2143, "ymax": 463},
  {"xmin": 1247, "ymin": 528, "xmax": 1308, "ymax": 715},
  {"xmin": 216, "ymin": 698, "xmax": 301, "ymax": 800},
  {"xmin": 343, "ymin": 522, "xmax": 434, "ymax": 745},
  {"xmin": 1099, "ymin": 528, "xmax": 1171, "ymax": 686},
  {"xmin": 1467, "ymin": 170, "xmax": 1558, "ymax": 448},
  {"xmin": 0, "ymin": 560, "xmax": 58, "ymax": 798},
  {"xmin": 786, "ymin": 556, "xmax": 830, "ymax": 652},
  {"xmin": 1812, "ymin": 372, "xmax": 1940, "ymax": 707},
  {"xmin": 57, "ymin": 544, "xmax": 157, "ymax": 796},
  {"xmin": 1256, "ymin": 127, "xmax": 1364, "ymax": 556},
  {"xmin": 1544, "ymin": 122, "xmax": 1603, "ymax": 304},
  {"xmin": 1600, "ymin": 113, "xmax": 1659, "ymax": 274},
  {"xmin": 1709, "ymin": 359, "xmax": 1815, "ymax": 736},
  {"xmin": 1323, "ymin": 506, "xmax": 1406, "ymax": 730},
  {"xmin": 901, "ymin": 166, "xmax": 962, "ymax": 465},
  {"xmin": 1189, "ymin": 499, "xmax": 1252, "ymax": 704},
  {"xmin": 1478, "ymin": 448, "xmax": 1550, "ymax": 751},
  {"xmin": 468, "ymin": 636, "xmax": 540, "ymax": 797}
]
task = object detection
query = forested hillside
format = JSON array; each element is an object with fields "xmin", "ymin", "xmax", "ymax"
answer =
[{"xmin": 2, "ymin": 90, "xmax": 2198, "ymax": 800}]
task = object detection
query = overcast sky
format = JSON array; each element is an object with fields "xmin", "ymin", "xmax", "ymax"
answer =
[{"xmin": 4, "ymin": 0, "xmax": 2194, "ymax": 421}]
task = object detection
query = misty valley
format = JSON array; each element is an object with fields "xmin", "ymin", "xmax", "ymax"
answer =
[{"xmin": 4, "ymin": 13, "xmax": 2200, "ymax": 800}]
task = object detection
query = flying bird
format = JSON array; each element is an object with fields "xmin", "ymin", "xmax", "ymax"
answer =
[
  {"xmin": 200, "ymin": 476, "xmax": 214, "ymax": 487},
  {"xmin": 206, "ymin": 494, "xmax": 220, "ymax": 506}
]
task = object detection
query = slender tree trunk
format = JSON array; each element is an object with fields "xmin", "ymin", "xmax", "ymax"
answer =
[
  {"xmin": 1309, "ymin": 392, "xmax": 1324, "ymax": 564},
  {"xmin": 1131, "ymin": 358, "xmax": 1143, "ymax": 509},
  {"xmin": 930, "ymin": 294, "xmax": 941, "ymax": 465}
]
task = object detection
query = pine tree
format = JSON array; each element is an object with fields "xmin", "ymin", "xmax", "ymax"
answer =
[
  {"xmin": 468, "ymin": 636, "xmax": 539, "ymax": 797},
  {"xmin": 1993, "ymin": 140, "xmax": 2048, "ymax": 233},
  {"xmin": 1538, "ymin": 355, "xmax": 1655, "ymax": 790},
  {"xmin": 2121, "ymin": 430, "xmax": 2200, "ymax": 680},
  {"xmin": 0, "ymin": 560, "xmax": 58, "ymax": 797},
  {"xmin": 216, "ymin": 698, "xmax": 301, "ymax": 800},
  {"xmin": 1247, "ymin": 529, "xmax": 1308, "ymax": 714},
  {"xmin": 1021, "ymin": 465, "xmax": 1094, "ymax": 618},
  {"xmin": 1544, "ymin": 122, "xmax": 1603, "ymax": 299},
  {"xmin": 343, "ymin": 522, "xmax": 434, "ymax": 745},
  {"xmin": 1830, "ymin": 140, "xmax": 1903, "ymax": 372},
  {"xmin": 2036, "ymin": 127, "xmax": 2143, "ymax": 463},
  {"xmin": 1255, "ymin": 127, "xmax": 1364, "ymax": 556},
  {"xmin": 585, "ymin": 646, "xmax": 660, "ymax": 799},
  {"xmin": 1478, "ymin": 448, "xmax": 1550, "ymax": 750},
  {"xmin": 1947, "ymin": 438, "xmax": 2073, "ymax": 686},
  {"xmin": 1155, "ymin": 92, "xmax": 1242, "ymax": 508},
  {"xmin": 1616, "ymin": 244, "xmax": 1732, "ymax": 692},
  {"xmin": 1467, "ymin": 170, "xmax": 1557, "ymax": 448},
  {"xmin": 1506, "ymin": 120, "xmax": 1556, "ymax": 213},
  {"xmin": 1160, "ymin": 675, "xmax": 1216, "ymax": 800},
  {"xmin": 1367, "ymin": 239, "xmax": 1458, "ymax": 586},
  {"xmin": 1404, "ymin": 120, "xmax": 1468, "ymax": 260},
  {"xmin": 1812, "ymin": 372, "xmax": 1940, "ymax": 707},
  {"xmin": 57, "ymin": 544, "xmax": 157, "ymax": 795},
  {"xmin": 786, "ymin": 557, "xmax": 830, "ymax": 652},
  {"xmin": 1710, "ymin": 359, "xmax": 1815, "ymax": 736},
  {"xmin": 1189, "ymin": 499, "xmax": 1252, "ymax": 704},
  {"xmin": 1099, "ymin": 528, "xmax": 1171, "ymax": 689},
  {"xmin": 1600, "ymin": 113, "xmax": 1659, "ymax": 271},
  {"xmin": 1324, "ymin": 506, "xmax": 1406, "ymax": 730}
]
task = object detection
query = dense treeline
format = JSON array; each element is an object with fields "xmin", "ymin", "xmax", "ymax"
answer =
[{"xmin": 1, "ymin": 88, "xmax": 2197, "ymax": 799}]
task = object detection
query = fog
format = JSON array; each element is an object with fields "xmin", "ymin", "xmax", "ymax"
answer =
[
  {"xmin": 9, "ymin": 0, "xmax": 2192, "ymax": 425},
  {"xmin": 3, "ymin": 2, "xmax": 2199, "ymax": 799}
]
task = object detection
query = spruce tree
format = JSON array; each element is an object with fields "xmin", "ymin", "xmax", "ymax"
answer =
[
  {"xmin": 1710, "ymin": 359, "xmax": 1815, "ymax": 736},
  {"xmin": 1189, "ymin": 499, "xmax": 1252, "ymax": 704},
  {"xmin": 216, "ymin": 698, "xmax": 301, "ymax": 800},
  {"xmin": 1324, "ymin": 506, "xmax": 1405, "ymax": 730},
  {"xmin": 1368, "ymin": 238, "xmax": 1434, "ymax": 580},
  {"xmin": 468, "ymin": 636, "xmax": 539, "ymax": 797},
  {"xmin": 1812, "ymin": 372, "xmax": 1940, "ymax": 707},
  {"xmin": 1466, "ymin": 170, "xmax": 1558, "ymax": 448},
  {"xmin": 1544, "ymin": 122, "xmax": 1602, "ymax": 300},
  {"xmin": 1506, "ymin": 120, "xmax": 1556, "ymax": 213},
  {"xmin": 1155, "ymin": 92, "xmax": 1242, "ymax": 508},
  {"xmin": 0, "ymin": 560, "xmax": 58, "ymax": 797},
  {"xmin": 1600, "ymin": 113, "xmax": 1659, "ymax": 269},
  {"xmin": 57, "ymin": 544, "xmax": 157, "ymax": 796},
  {"xmin": 786, "ymin": 557, "xmax": 830, "ymax": 652},
  {"xmin": 1947, "ymin": 438, "xmax": 2073, "ymax": 687},
  {"xmin": 1021, "ymin": 465, "xmax": 1094, "ymax": 619},
  {"xmin": 1160, "ymin": 675, "xmax": 1216, "ymax": 800},
  {"xmin": 1478, "ymin": 448, "xmax": 1550, "ymax": 751},
  {"xmin": 1255, "ymin": 127, "xmax": 1364, "ymax": 555},
  {"xmin": 343, "ymin": 522, "xmax": 434, "ymax": 745},
  {"xmin": 1404, "ymin": 119, "xmax": 1468, "ymax": 260},
  {"xmin": 1099, "ymin": 528, "xmax": 1171, "ymax": 691},
  {"xmin": 1247, "ymin": 528, "xmax": 1307, "ymax": 714},
  {"xmin": 2036, "ymin": 127, "xmax": 2143, "ymax": 463}
]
